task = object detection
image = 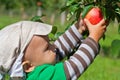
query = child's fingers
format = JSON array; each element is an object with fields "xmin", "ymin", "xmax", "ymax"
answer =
[
  {"xmin": 103, "ymin": 25, "xmax": 107, "ymax": 32},
  {"xmin": 84, "ymin": 19, "xmax": 92, "ymax": 27},
  {"xmin": 97, "ymin": 19, "xmax": 105, "ymax": 26}
]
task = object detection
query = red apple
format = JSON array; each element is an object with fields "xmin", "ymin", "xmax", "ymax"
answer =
[{"xmin": 85, "ymin": 7, "xmax": 103, "ymax": 25}]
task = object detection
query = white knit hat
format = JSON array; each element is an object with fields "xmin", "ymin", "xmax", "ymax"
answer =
[{"xmin": 0, "ymin": 21, "xmax": 52, "ymax": 78}]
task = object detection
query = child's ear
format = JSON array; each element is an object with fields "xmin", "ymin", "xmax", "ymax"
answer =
[{"xmin": 22, "ymin": 61, "xmax": 35, "ymax": 73}]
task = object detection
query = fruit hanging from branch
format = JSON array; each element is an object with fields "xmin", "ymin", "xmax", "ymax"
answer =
[
  {"xmin": 82, "ymin": 5, "xmax": 103, "ymax": 25},
  {"xmin": 61, "ymin": 0, "xmax": 120, "ymax": 32}
]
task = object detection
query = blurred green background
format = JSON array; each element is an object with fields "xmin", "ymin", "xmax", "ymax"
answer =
[{"xmin": 0, "ymin": 0, "xmax": 120, "ymax": 80}]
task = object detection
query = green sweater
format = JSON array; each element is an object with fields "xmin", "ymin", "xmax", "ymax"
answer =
[
  {"xmin": 26, "ymin": 62, "xmax": 66, "ymax": 80},
  {"xmin": 26, "ymin": 37, "xmax": 99, "ymax": 80}
]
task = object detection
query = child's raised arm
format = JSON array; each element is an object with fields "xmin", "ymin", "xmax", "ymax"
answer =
[
  {"xmin": 53, "ymin": 18, "xmax": 87, "ymax": 60},
  {"xmin": 64, "ymin": 19, "xmax": 107, "ymax": 79}
]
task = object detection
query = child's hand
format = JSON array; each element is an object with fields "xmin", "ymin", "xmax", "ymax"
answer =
[
  {"xmin": 75, "ymin": 16, "xmax": 87, "ymax": 34},
  {"xmin": 84, "ymin": 18, "xmax": 107, "ymax": 43}
]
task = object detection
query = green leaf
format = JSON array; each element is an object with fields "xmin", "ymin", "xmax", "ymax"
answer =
[
  {"xmin": 118, "ymin": 24, "xmax": 120, "ymax": 34},
  {"xmin": 66, "ymin": 0, "xmax": 74, "ymax": 6},
  {"xmin": 111, "ymin": 39, "xmax": 120, "ymax": 58},
  {"xmin": 61, "ymin": 6, "xmax": 70, "ymax": 12},
  {"xmin": 51, "ymin": 26, "xmax": 57, "ymax": 34},
  {"xmin": 66, "ymin": 0, "xmax": 77, "ymax": 6},
  {"xmin": 48, "ymin": 33, "xmax": 56, "ymax": 42},
  {"xmin": 76, "ymin": 7, "xmax": 82, "ymax": 20},
  {"xmin": 31, "ymin": 16, "xmax": 44, "ymax": 23},
  {"xmin": 101, "ymin": 6, "xmax": 107, "ymax": 19},
  {"xmin": 81, "ymin": 5, "xmax": 93, "ymax": 18},
  {"xmin": 55, "ymin": 32, "xmax": 63, "ymax": 39}
]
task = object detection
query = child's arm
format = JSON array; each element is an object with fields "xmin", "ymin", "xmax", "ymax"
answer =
[
  {"xmin": 26, "ymin": 19, "xmax": 107, "ymax": 80},
  {"xmin": 64, "ymin": 37, "xmax": 99, "ymax": 79},
  {"xmin": 63, "ymin": 19, "xmax": 106, "ymax": 79},
  {"xmin": 53, "ymin": 19, "xmax": 86, "ymax": 60}
]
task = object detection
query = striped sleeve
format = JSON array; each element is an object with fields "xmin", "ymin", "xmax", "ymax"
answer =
[
  {"xmin": 53, "ymin": 24, "xmax": 84, "ymax": 59},
  {"xmin": 64, "ymin": 37, "xmax": 100, "ymax": 80}
]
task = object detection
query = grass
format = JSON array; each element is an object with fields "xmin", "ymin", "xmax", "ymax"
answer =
[
  {"xmin": 99, "ymin": 22, "xmax": 120, "ymax": 57},
  {"xmin": 79, "ymin": 55, "xmax": 120, "ymax": 80},
  {"xmin": 0, "ymin": 15, "xmax": 22, "ymax": 29},
  {"xmin": 78, "ymin": 22, "xmax": 120, "ymax": 80},
  {"xmin": 0, "ymin": 15, "xmax": 120, "ymax": 80},
  {"xmin": 100, "ymin": 22, "xmax": 120, "ymax": 47}
]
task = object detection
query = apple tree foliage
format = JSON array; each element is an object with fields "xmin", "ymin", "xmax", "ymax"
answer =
[
  {"xmin": 37, "ymin": 0, "xmax": 120, "ymax": 57},
  {"xmin": 61, "ymin": 0, "xmax": 120, "ymax": 31},
  {"xmin": 61, "ymin": 0, "xmax": 120, "ymax": 58}
]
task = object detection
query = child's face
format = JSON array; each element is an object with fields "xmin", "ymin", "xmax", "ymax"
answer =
[{"xmin": 24, "ymin": 35, "xmax": 56, "ymax": 66}]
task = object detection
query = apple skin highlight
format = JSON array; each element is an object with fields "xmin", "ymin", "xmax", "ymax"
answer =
[{"xmin": 85, "ymin": 7, "xmax": 103, "ymax": 25}]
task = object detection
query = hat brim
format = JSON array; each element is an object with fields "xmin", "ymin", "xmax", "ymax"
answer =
[{"xmin": 34, "ymin": 22, "xmax": 52, "ymax": 35}]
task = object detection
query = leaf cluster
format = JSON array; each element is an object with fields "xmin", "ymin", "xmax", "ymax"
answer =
[{"xmin": 61, "ymin": 0, "xmax": 120, "ymax": 33}]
